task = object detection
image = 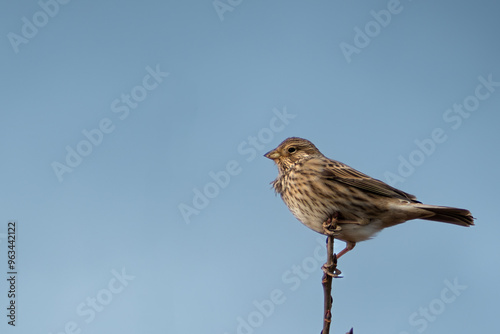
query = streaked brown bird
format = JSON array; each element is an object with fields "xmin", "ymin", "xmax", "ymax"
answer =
[{"xmin": 265, "ymin": 137, "xmax": 474, "ymax": 259}]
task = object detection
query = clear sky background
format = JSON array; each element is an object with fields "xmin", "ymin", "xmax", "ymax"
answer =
[{"xmin": 1, "ymin": 0, "xmax": 499, "ymax": 333}]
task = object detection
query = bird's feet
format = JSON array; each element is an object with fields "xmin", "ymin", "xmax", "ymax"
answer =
[
  {"xmin": 322, "ymin": 213, "xmax": 343, "ymax": 278},
  {"xmin": 322, "ymin": 213, "xmax": 342, "ymax": 237},
  {"xmin": 322, "ymin": 260, "xmax": 342, "ymax": 278}
]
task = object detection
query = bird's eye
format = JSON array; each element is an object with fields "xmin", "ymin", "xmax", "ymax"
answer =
[{"xmin": 288, "ymin": 147, "xmax": 296, "ymax": 153}]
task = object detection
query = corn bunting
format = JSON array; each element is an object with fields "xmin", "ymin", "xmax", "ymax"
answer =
[{"xmin": 265, "ymin": 137, "xmax": 474, "ymax": 258}]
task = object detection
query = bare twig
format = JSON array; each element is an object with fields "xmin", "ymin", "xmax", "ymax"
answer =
[
  {"xmin": 321, "ymin": 217, "xmax": 339, "ymax": 334},
  {"xmin": 321, "ymin": 216, "xmax": 351, "ymax": 334},
  {"xmin": 321, "ymin": 237, "xmax": 335, "ymax": 334}
]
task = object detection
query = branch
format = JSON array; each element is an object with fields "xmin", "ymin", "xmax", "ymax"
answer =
[
  {"xmin": 321, "ymin": 217, "xmax": 353, "ymax": 334},
  {"xmin": 321, "ymin": 235, "xmax": 335, "ymax": 334}
]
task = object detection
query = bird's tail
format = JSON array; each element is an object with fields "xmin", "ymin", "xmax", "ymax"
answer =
[{"xmin": 416, "ymin": 204, "xmax": 474, "ymax": 227}]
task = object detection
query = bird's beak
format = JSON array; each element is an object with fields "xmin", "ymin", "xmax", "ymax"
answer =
[{"xmin": 264, "ymin": 150, "xmax": 280, "ymax": 159}]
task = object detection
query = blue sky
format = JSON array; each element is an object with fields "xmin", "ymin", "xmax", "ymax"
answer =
[{"xmin": 1, "ymin": 0, "xmax": 499, "ymax": 333}]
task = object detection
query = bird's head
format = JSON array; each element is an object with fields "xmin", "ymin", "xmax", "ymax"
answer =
[{"xmin": 264, "ymin": 137, "xmax": 322, "ymax": 171}]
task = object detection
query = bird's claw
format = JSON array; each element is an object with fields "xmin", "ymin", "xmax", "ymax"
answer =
[
  {"xmin": 322, "ymin": 263, "xmax": 342, "ymax": 278},
  {"xmin": 322, "ymin": 216, "xmax": 341, "ymax": 236},
  {"xmin": 322, "ymin": 214, "xmax": 342, "ymax": 277},
  {"xmin": 322, "ymin": 252, "xmax": 342, "ymax": 278}
]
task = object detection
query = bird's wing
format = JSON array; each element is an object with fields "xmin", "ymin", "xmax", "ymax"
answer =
[{"xmin": 320, "ymin": 159, "xmax": 419, "ymax": 202}]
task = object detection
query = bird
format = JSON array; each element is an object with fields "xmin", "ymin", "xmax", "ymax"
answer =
[{"xmin": 264, "ymin": 137, "xmax": 474, "ymax": 259}]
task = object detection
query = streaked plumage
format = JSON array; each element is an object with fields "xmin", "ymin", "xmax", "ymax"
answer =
[{"xmin": 265, "ymin": 137, "xmax": 474, "ymax": 258}]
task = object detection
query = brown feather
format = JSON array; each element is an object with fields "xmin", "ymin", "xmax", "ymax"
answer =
[{"xmin": 320, "ymin": 160, "xmax": 419, "ymax": 202}]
